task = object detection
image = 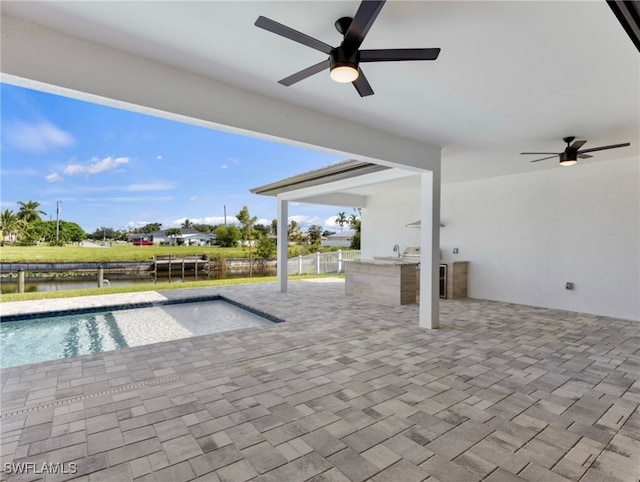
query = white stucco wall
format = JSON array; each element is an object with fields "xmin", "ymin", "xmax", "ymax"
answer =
[
  {"xmin": 360, "ymin": 157, "xmax": 639, "ymax": 321},
  {"xmin": 361, "ymin": 188, "xmax": 422, "ymax": 259},
  {"xmin": 439, "ymin": 157, "xmax": 639, "ymax": 321}
]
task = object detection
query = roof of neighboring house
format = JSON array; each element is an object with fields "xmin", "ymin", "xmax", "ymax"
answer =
[
  {"xmin": 250, "ymin": 159, "xmax": 389, "ymax": 196},
  {"xmin": 327, "ymin": 230, "xmax": 355, "ymax": 239},
  {"xmin": 149, "ymin": 228, "xmax": 215, "ymax": 238}
]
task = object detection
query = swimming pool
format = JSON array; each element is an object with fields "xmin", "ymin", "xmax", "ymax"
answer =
[{"xmin": 0, "ymin": 296, "xmax": 281, "ymax": 368}]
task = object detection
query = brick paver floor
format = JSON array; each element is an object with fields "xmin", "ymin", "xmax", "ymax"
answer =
[{"xmin": 1, "ymin": 279, "xmax": 639, "ymax": 481}]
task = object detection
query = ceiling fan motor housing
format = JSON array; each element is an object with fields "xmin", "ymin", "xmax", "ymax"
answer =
[
  {"xmin": 559, "ymin": 151, "xmax": 577, "ymax": 165},
  {"xmin": 330, "ymin": 48, "xmax": 359, "ymax": 72}
]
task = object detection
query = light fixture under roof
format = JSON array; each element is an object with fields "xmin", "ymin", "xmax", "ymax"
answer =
[
  {"xmin": 329, "ymin": 48, "xmax": 359, "ymax": 83},
  {"xmin": 330, "ymin": 65, "xmax": 359, "ymax": 83},
  {"xmin": 559, "ymin": 152, "xmax": 577, "ymax": 167}
]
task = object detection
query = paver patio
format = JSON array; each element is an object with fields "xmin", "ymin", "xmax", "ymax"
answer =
[{"xmin": 1, "ymin": 279, "xmax": 639, "ymax": 481}]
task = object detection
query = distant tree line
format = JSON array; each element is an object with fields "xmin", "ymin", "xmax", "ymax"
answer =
[
  {"xmin": 1, "ymin": 199, "xmax": 360, "ymax": 250},
  {"xmin": 87, "ymin": 212, "xmax": 338, "ymax": 249},
  {"xmin": 1, "ymin": 200, "xmax": 84, "ymax": 245}
]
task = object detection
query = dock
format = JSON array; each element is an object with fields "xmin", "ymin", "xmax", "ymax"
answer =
[{"xmin": 152, "ymin": 255, "xmax": 209, "ymax": 280}]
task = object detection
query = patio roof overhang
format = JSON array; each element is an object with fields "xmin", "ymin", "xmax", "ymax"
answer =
[
  {"xmin": 251, "ymin": 160, "xmax": 387, "ymax": 196},
  {"xmin": 251, "ymin": 159, "xmax": 419, "ymax": 207},
  {"xmin": 251, "ymin": 159, "xmax": 439, "ymax": 328}
]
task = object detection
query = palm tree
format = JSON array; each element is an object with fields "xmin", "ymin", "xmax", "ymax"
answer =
[
  {"xmin": 17, "ymin": 200, "xmax": 46, "ymax": 223},
  {"xmin": 336, "ymin": 212, "xmax": 347, "ymax": 232},
  {"xmin": 287, "ymin": 219, "xmax": 299, "ymax": 241},
  {"xmin": 181, "ymin": 219, "xmax": 193, "ymax": 229},
  {"xmin": 1, "ymin": 209, "xmax": 18, "ymax": 244},
  {"xmin": 348, "ymin": 213, "xmax": 359, "ymax": 229},
  {"xmin": 165, "ymin": 227, "xmax": 182, "ymax": 245},
  {"xmin": 348, "ymin": 212, "xmax": 361, "ymax": 250}
]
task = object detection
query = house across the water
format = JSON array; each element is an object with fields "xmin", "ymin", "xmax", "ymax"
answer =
[
  {"xmin": 321, "ymin": 230, "xmax": 356, "ymax": 248},
  {"xmin": 132, "ymin": 228, "xmax": 216, "ymax": 246}
]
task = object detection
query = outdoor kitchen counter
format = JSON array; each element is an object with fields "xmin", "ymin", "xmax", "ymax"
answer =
[{"xmin": 345, "ymin": 259, "xmax": 418, "ymax": 305}]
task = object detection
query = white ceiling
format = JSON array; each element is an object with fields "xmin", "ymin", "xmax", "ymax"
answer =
[{"xmin": 2, "ymin": 1, "xmax": 638, "ymax": 183}]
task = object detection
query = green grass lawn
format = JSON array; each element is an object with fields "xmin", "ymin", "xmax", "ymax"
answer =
[
  {"xmin": 0, "ymin": 244, "xmax": 248, "ymax": 262},
  {"xmin": 0, "ymin": 276, "xmax": 275, "ymax": 302},
  {"xmin": 0, "ymin": 274, "xmax": 343, "ymax": 302}
]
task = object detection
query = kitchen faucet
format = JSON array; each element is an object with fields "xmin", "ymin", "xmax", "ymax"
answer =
[{"xmin": 393, "ymin": 244, "xmax": 400, "ymax": 257}]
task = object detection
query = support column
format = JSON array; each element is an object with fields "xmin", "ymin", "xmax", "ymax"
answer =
[
  {"xmin": 277, "ymin": 196, "xmax": 288, "ymax": 292},
  {"xmin": 97, "ymin": 266, "xmax": 104, "ymax": 288},
  {"xmin": 419, "ymin": 168, "xmax": 441, "ymax": 329}
]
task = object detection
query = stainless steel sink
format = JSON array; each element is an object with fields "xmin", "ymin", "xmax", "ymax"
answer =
[
  {"xmin": 373, "ymin": 256, "xmax": 402, "ymax": 261},
  {"xmin": 373, "ymin": 256, "xmax": 419, "ymax": 264}
]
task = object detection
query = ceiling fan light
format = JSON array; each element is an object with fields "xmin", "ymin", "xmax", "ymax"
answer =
[
  {"xmin": 559, "ymin": 152, "xmax": 577, "ymax": 166},
  {"xmin": 329, "ymin": 48, "xmax": 359, "ymax": 83},
  {"xmin": 559, "ymin": 159, "xmax": 577, "ymax": 167},
  {"xmin": 330, "ymin": 65, "xmax": 359, "ymax": 83}
]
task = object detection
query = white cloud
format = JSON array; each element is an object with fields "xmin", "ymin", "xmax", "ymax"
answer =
[
  {"xmin": 288, "ymin": 215, "xmax": 322, "ymax": 228},
  {"xmin": 219, "ymin": 157, "xmax": 240, "ymax": 169},
  {"xmin": 63, "ymin": 156, "xmax": 129, "ymax": 176},
  {"xmin": 127, "ymin": 220, "xmax": 155, "ymax": 229},
  {"xmin": 170, "ymin": 217, "xmax": 189, "ymax": 227},
  {"xmin": 324, "ymin": 215, "xmax": 340, "ymax": 228},
  {"xmin": 5, "ymin": 120, "xmax": 75, "ymax": 154},
  {"xmin": 156, "ymin": 155, "xmax": 163, "ymax": 160},
  {"xmin": 46, "ymin": 172, "xmax": 63, "ymax": 183}
]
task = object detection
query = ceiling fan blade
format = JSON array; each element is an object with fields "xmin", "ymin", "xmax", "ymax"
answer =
[
  {"xmin": 578, "ymin": 154, "xmax": 593, "ymax": 159},
  {"xmin": 255, "ymin": 16, "xmax": 333, "ymax": 54},
  {"xmin": 353, "ymin": 68, "xmax": 374, "ymax": 97},
  {"xmin": 360, "ymin": 48, "xmax": 441, "ymax": 62},
  {"xmin": 278, "ymin": 59, "xmax": 330, "ymax": 86},
  {"xmin": 569, "ymin": 140, "xmax": 587, "ymax": 150},
  {"xmin": 577, "ymin": 142, "xmax": 631, "ymax": 154},
  {"xmin": 530, "ymin": 155, "xmax": 558, "ymax": 163},
  {"xmin": 343, "ymin": 0, "xmax": 386, "ymax": 53},
  {"xmin": 520, "ymin": 152, "xmax": 561, "ymax": 155}
]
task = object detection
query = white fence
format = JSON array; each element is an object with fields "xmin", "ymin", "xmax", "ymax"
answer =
[{"xmin": 287, "ymin": 250, "xmax": 361, "ymax": 276}]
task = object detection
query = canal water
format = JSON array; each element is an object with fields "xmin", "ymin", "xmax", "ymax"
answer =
[{"xmin": 1, "ymin": 270, "xmax": 276, "ymax": 294}]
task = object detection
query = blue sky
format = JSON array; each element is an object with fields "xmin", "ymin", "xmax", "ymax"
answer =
[{"xmin": 1, "ymin": 83, "xmax": 352, "ymax": 234}]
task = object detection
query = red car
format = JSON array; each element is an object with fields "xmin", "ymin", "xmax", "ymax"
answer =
[{"xmin": 132, "ymin": 239, "xmax": 154, "ymax": 246}]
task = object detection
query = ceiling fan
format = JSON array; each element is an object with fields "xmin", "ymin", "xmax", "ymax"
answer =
[
  {"xmin": 255, "ymin": 0, "xmax": 440, "ymax": 97},
  {"xmin": 521, "ymin": 136, "xmax": 631, "ymax": 167}
]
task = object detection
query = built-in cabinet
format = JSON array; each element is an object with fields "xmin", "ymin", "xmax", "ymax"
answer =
[
  {"xmin": 345, "ymin": 260, "xmax": 418, "ymax": 305},
  {"xmin": 345, "ymin": 259, "xmax": 469, "ymax": 306},
  {"xmin": 439, "ymin": 261, "xmax": 468, "ymax": 299}
]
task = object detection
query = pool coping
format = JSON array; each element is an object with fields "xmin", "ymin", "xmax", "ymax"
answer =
[{"xmin": 0, "ymin": 293, "xmax": 285, "ymax": 324}]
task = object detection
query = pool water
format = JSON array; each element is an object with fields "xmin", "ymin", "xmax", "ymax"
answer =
[{"xmin": 0, "ymin": 299, "xmax": 277, "ymax": 368}]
